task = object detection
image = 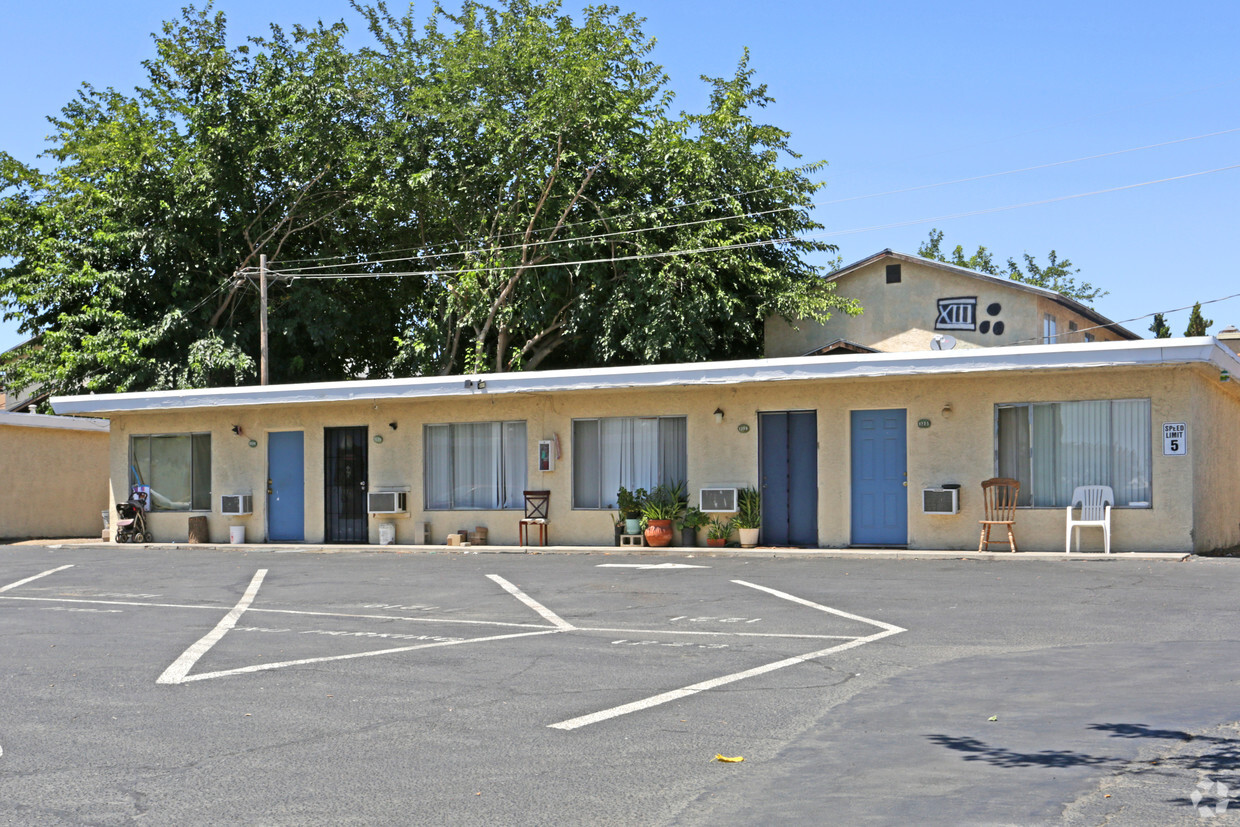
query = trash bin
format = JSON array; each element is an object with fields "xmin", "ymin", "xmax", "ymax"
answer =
[
  {"xmin": 378, "ymin": 522, "xmax": 396, "ymax": 546},
  {"xmin": 229, "ymin": 525, "xmax": 246, "ymax": 544}
]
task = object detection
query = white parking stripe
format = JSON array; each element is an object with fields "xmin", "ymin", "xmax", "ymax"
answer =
[
  {"xmin": 732, "ymin": 580, "xmax": 907, "ymax": 634},
  {"xmin": 0, "ymin": 596, "xmax": 552, "ymax": 629},
  {"xmin": 549, "ymin": 627, "xmax": 904, "ymax": 731},
  {"xmin": 576, "ymin": 626, "xmax": 859, "ymax": 641},
  {"xmin": 157, "ymin": 570, "xmax": 267, "ymax": 685},
  {"xmin": 0, "ymin": 565, "xmax": 73, "ymax": 593},
  {"xmin": 487, "ymin": 574, "xmax": 576, "ymax": 630},
  {"xmin": 548, "ymin": 580, "xmax": 907, "ymax": 730},
  {"xmin": 178, "ymin": 629, "xmax": 562, "ymax": 683}
]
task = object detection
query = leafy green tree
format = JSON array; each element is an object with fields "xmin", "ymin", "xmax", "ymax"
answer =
[
  {"xmin": 1149, "ymin": 313, "xmax": 1172, "ymax": 338},
  {"xmin": 1, "ymin": 0, "xmax": 854, "ymax": 399},
  {"xmin": 917, "ymin": 229, "xmax": 1106, "ymax": 305},
  {"xmin": 1184, "ymin": 303, "xmax": 1213, "ymax": 336}
]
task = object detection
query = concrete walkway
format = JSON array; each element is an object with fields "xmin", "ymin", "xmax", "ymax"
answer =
[{"xmin": 13, "ymin": 537, "xmax": 1193, "ymax": 561}]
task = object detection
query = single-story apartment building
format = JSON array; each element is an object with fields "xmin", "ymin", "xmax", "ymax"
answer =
[
  {"xmin": 51, "ymin": 337, "xmax": 1240, "ymax": 553},
  {"xmin": 0, "ymin": 410, "xmax": 110, "ymax": 539}
]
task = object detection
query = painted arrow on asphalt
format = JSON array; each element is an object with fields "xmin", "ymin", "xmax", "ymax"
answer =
[{"xmin": 595, "ymin": 563, "xmax": 709, "ymax": 570}]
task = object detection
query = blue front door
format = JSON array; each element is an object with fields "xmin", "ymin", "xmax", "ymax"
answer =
[
  {"xmin": 850, "ymin": 409, "xmax": 907, "ymax": 546},
  {"xmin": 760, "ymin": 411, "xmax": 819, "ymax": 547},
  {"xmin": 267, "ymin": 431, "xmax": 305, "ymax": 542}
]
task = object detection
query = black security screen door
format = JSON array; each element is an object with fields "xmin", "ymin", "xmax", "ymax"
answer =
[{"xmin": 324, "ymin": 426, "xmax": 368, "ymax": 543}]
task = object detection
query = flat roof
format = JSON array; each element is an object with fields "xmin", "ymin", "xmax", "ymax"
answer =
[
  {"xmin": 0, "ymin": 410, "xmax": 110, "ymax": 432},
  {"xmin": 50, "ymin": 337, "xmax": 1239, "ymax": 417}
]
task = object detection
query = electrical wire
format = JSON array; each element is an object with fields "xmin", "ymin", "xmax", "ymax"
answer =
[
  {"xmin": 243, "ymin": 161, "xmax": 1240, "ymax": 281},
  {"xmin": 268, "ymin": 126, "xmax": 1240, "ymax": 270},
  {"xmin": 1007, "ymin": 290, "xmax": 1240, "ymax": 346}
]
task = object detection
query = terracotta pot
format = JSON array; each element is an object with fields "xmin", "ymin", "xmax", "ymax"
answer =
[
  {"xmin": 706, "ymin": 538, "xmax": 726, "ymax": 547},
  {"xmin": 644, "ymin": 519, "xmax": 674, "ymax": 547}
]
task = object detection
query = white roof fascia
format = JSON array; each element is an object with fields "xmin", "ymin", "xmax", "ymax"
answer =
[
  {"xmin": 49, "ymin": 338, "xmax": 1236, "ymax": 417},
  {"xmin": 0, "ymin": 410, "xmax": 110, "ymax": 432}
]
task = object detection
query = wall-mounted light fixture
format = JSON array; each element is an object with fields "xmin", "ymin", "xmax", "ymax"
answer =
[
  {"xmin": 389, "ymin": 421, "xmax": 398, "ymax": 430},
  {"xmin": 248, "ymin": 439, "xmax": 258, "ymax": 448},
  {"xmin": 231, "ymin": 425, "xmax": 243, "ymax": 435},
  {"xmin": 941, "ymin": 403, "xmax": 954, "ymax": 419},
  {"xmin": 477, "ymin": 379, "xmax": 487, "ymax": 389},
  {"xmin": 373, "ymin": 435, "xmax": 384, "ymax": 444},
  {"xmin": 714, "ymin": 408, "xmax": 725, "ymax": 424},
  {"xmin": 464, "ymin": 379, "xmax": 473, "ymax": 388}
]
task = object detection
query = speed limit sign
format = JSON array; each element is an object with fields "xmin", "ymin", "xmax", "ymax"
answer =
[{"xmin": 1163, "ymin": 422, "xmax": 1186, "ymax": 455}]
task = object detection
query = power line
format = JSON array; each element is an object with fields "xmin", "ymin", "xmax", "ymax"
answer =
[
  {"xmin": 1008, "ymin": 290, "xmax": 1240, "ymax": 346},
  {"xmin": 268, "ymin": 127, "xmax": 1240, "ymax": 271},
  {"xmin": 816, "ymin": 128, "xmax": 1240, "ymax": 206},
  {"xmin": 248, "ymin": 161, "xmax": 1240, "ymax": 281}
]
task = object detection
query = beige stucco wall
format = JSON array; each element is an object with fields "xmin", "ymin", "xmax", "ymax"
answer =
[
  {"xmin": 0, "ymin": 421, "xmax": 109, "ymax": 538},
  {"xmin": 765, "ymin": 257, "xmax": 1126, "ymax": 356},
  {"xmin": 101, "ymin": 361, "xmax": 1236, "ymax": 553},
  {"xmin": 1190, "ymin": 365, "xmax": 1240, "ymax": 552}
]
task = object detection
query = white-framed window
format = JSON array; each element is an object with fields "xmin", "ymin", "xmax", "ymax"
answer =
[
  {"xmin": 129, "ymin": 433, "xmax": 212, "ymax": 511},
  {"xmin": 572, "ymin": 416, "xmax": 687, "ymax": 509},
  {"xmin": 424, "ymin": 421, "xmax": 526, "ymax": 510},
  {"xmin": 1043, "ymin": 314, "xmax": 1058, "ymax": 344},
  {"xmin": 995, "ymin": 399, "xmax": 1151, "ymax": 507}
]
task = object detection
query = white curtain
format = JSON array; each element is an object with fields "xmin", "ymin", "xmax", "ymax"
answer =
[
  {"xmin": 576, "ymin": 416, "xmax": 687, "ymax": 508},
  {"xmin": 425, "ymin": 421, "xmax": 526, "ymax": 510},
  {"xmin": 502, "ymin": 421, "xmax": 527, "ymax": 509},
  {"xmin": 424, "ymin": 425, "xmax": 451, "ymax": 509}
]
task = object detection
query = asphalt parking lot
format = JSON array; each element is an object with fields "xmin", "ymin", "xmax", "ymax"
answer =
[{"xmin": 3, "ymin": 544, "xmax": 1239, "ymax": 825}]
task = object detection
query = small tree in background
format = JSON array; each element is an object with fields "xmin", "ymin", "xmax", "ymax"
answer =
[
  {"xmin": 1148, "ymin": 313, "xmax": 1172, "ymax": 338},
  {"xmin": 1183, "ymin": 303, "xmax": 1213, "ymax": 337}
]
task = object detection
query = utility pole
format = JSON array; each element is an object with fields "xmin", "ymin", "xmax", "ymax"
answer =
[{"xmin": 259, "ymin": 254, "xmax": 269, "ymax": 386}]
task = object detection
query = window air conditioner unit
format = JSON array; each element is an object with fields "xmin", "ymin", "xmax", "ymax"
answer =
[
  {"xmin": 700, "ymin": 487, "xmax": 738, "ymax": 513},
  {"xmin": 922, "ymin": 488, "xmax": 959, "ymax": 515},
  {"xmin": 221, "ymin": 494, "xmax": 253, "ymax": 516},
  {"xmin": 367, "ymin": 491, "xmax": 408, "ymax": 514}
]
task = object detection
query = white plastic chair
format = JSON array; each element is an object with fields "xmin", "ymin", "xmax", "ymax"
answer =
[{"xmin": 1065, "ymin": 485, "xmax": 1113, "ymax": 554}]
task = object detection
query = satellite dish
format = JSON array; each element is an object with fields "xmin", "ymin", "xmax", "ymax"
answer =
[{"xmin": 930, "ymin": 334, "xmax": 957, "ymax": 351}]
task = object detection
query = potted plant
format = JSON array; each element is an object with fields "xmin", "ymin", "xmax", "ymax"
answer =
[
  {"xmin": 706, "ymin": 517, "xmax": 733, "ymax": 547},
  {"xmin": 680, "ymin": 506, "xmax": 708, "ymax": 547},
  {"xmin": 617, "ymin": 486, "xmax": 646, "ymax": 536},
  {"xmin": 606, "ymin": 511, "xmax": 623, "ymax": 547},
  {"xmin": 640, "ymin": 482, "xmax": 685, "ymax": 548},
  {"xmin": 735, "ymin": 486, "xmax": 761, "ymax": 548}
]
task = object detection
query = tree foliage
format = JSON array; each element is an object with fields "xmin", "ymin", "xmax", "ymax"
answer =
[
  {"xmin": 1148, "ymin": 312, "xmax": 1171, "ymax": 338},
  {"xmin": 0, "ymin": 0, "xmax": 853, "ymax": 399},
  {"xmin": 917, "ymin": 229, "xmax": 1107, "ymax": 306},
  {"xmin": 1184, "ymin": 302, "xmax": 1213, "ymax": 337}
]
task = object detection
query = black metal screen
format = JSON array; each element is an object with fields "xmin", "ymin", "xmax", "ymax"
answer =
[{"xmin": 324, "ymin": 426, "xmax": 368, "ymax": 543}]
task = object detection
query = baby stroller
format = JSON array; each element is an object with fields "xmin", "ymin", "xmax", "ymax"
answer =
[{"xmin": 115, "ymin": 489, "xmax": 150, "ymax": 543}]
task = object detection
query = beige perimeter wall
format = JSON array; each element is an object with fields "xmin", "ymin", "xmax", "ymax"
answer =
[
  {"xmin": 0, "ymin": 423, "xmax": 109, "ymax": 538},
  {"xmin": 103, "ymin": 361, "xmax": 1240, "ymax": 553}
]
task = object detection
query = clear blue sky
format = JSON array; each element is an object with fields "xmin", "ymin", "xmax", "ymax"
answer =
[{"xmin": 2, "ymin": 0, "xmax": 1237, "ymax": 353}]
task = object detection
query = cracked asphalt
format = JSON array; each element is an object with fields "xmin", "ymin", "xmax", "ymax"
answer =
[{"xmin": 1, "ymin": 544, "xmax": 1238, "ymax": 825}]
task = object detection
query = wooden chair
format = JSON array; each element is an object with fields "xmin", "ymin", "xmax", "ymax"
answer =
[
  {"xmin": 979, "ymin": 478, "xmax": 1020, "ymax": 552},
  {"xmin": 518, "ymin": 490, "xmax": 550, "ymax": 546},
  {"xmin": 1066, "ymin": 485, "xmax": 1113, "ymax": 554}
]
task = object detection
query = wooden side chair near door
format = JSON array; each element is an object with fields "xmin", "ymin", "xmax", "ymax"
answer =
[
  {"xmin": 979, "ymin": 477, "xmax": 1020, "ymax": 552},
  {"xmin": 518, "ymin": 490, "xmax": 550, "ymax": 546}
]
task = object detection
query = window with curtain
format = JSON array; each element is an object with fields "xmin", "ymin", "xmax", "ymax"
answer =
[
  {"xmin": 995, "ymin": 400, "xmax": 1151, "ymax": 507},
  {"xmin": 423, "ymin": 421, "xmax": 526, "ymax": 510},
  {"xmin": 129, "ymin": 434, "xmax": 212, "ymax": 511},
  {"xmin": 572, "ymin": 416, "xmax": 687, "ymax": 509}
]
